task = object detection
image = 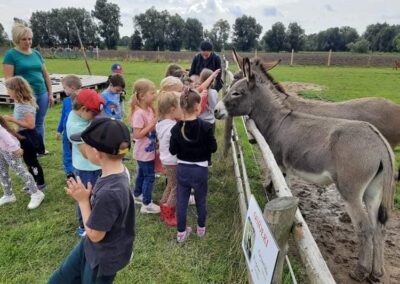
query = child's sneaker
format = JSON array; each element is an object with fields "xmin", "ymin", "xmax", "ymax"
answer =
[
  {"xmin": 140, "ymin": 202, "xmax": 160, "ymax": 214},
  {"xmin": 27, "ymin": 190, "xmax": 45, "ymax": 209},
  {"xmin": 0, "ymin": 194, "xmax": 17, "ymax": 206},
  {"xmin": 133, "ymin": 194, "xmax": 143, "ymax": 205},
  {"xmin": 75, "ymin": 227, "xmax": 86, "ymax": 238},
  {"xmin": 177, "ymin": 227, "xmax": 192, "ymax": 243},
  {"xmin": 197, "ymin": 226, "xmax": 206, "ymax": 237}
]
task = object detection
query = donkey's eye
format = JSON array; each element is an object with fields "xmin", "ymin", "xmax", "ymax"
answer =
[{"xmin": 232, "ymin": 92, "xmax": 241, "ymax": 97}]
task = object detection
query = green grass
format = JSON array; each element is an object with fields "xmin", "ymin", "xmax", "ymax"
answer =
[{"xmin": 0, "ymin": 59, "xmax": 400, "ymax": 283}]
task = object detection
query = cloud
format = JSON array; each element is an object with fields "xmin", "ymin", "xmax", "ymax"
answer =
[
  {"xmin": 324, "ymin": 4, "xmax": 334, "ymax": 12},
  {"xmin": 263, "ymin": 6, "xmax": 279, "ymax": 17}
]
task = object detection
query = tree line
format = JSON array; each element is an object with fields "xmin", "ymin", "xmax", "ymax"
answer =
[{"xmin": 1, "ymin": 2, "xmax": 400, "ymax": 53}]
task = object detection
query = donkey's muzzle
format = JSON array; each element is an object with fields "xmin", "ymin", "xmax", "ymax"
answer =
[{"xmin": 214, "ymin": 101, "xmax": 228, "ymax": 120}]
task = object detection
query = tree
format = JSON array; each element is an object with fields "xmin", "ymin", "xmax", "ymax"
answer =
[
  {"xmin": 183, "ymin": 18, "xmax": 203, "ymax": 51},
  {"xmin": 0, "ymin": 23, "xmax": 9, "ymax": 46},
  {"xmin": 134, "ymin": 7, "xmax": 169, "ymax": 51},
  {"xmin": 130, "ymin": 30, "xmax": 142, "ymax": 50},
  {"xmin": 347, "ymin": 39, "xmax": 370, "ymax": 53},
  {"xmin": 285, "ymin": 22, "xmax": 305, "ymax": 51},
  {"xmin": 205, "ymin": 19, "xmax": 230, "ymax": 52},
  {"xmin": 118, "ymin": 36, "xmax": 130, "ymax": 47},
  {"xmin": 394, "ymin": 34, "xmax": 400, "ymax": 52},
  {"xmin": 30, "ymin": 8, "xmax": 99, "ymax": 48},
  {"xmin": 262, "ymin": 22, "xmax": 286, "ymax": 52},
  {"xmin": 92, "ymin": 0, "xmax": 121, "ymax": 49},
  {"xmin": 232, "ymin": 15, "xmax": 262, "ymax": 51},
  {"xmin": 166, "ymin": 14, "xmax": 185, "ymax": 51},
  {"xmin": 339, "ymin": 26, "xmax": 359, "ymax": 50},
  {"xmin": 303, "ymin": 33, "xmax": 318, "ymax": 51}
]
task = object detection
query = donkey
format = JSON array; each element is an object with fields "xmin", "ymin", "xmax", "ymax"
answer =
[
  {"xmin": 214, "ymin": 58, "xmax": 395, "ymax": 282},
  {"xmin": 232, "ymin": 50, "xmax": 400, "ymax": 149},
  {"xmin": 393, "ymin": 60, "xmax": 400, "ymax": 70}
]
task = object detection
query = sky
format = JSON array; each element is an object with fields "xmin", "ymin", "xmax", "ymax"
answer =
[{"xmin": 1, "ymin": 0, "xmax": 400, "ymax": 38}]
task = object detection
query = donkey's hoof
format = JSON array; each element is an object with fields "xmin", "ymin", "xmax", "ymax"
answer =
[
  {"xmin": 349, "ymin": 266, "xmax": 370, "ymax": 282},
  {"xmin": 367, "ymin": 271, "xmax": 384, "ymax": 283}
]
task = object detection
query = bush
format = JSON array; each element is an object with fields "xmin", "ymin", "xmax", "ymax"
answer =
[{"xmin": 347, "ymin": 39, "xmax": 370, "ymax": 53}]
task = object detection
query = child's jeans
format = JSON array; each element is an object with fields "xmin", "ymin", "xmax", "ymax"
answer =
[
  {"xmin": 48, "ymin": 241, "xmax": 116, "ymax": 284},
  {"xmin": 176, "ymin": 164, "xmax": 208, "ymax": 233},
  {"xmin": 74, "ymin": 169, "xmax": 102, "ymax": 228},
  {"xmin": 133, "ymin": 160, "xmax": 155, "ymax": 206},
  {"xmin": 62, "ymin": 131, "xmax": 73, "ymax": 175}
]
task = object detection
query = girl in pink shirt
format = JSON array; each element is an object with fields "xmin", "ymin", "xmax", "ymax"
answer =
[
  {"xmin": 0, "ymin": 116, "xmax": 44, "ymax": 209},
  {"xmin": 130, "ymin": 79, "xmax": 160, "ymax": 214}
]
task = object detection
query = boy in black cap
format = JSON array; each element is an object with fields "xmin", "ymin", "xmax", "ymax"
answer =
[
  {"xmin": 189, "ymin": 40, "xmax": 223, "ymax": 92},
  {"xmin": 48, "ymin": 117, "xmax": 135, "ymax": 284}
]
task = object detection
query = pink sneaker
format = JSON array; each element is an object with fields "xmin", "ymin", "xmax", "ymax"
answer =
[
  {"xmin": 197, "ymin": 226, "xmax": 206, "ymax": 237},
  {"xmin": 177, "ymin": 227, "xmax": 192, "ymax": 243}
]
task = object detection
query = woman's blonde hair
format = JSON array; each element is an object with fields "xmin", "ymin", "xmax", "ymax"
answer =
[
  {"xmin": 160, "ymin": 76, "xmax": 183, "ymax": 92},
  {"xmin": 5, "ymin": 76, "xmax": 37, "ymax": 107},
  {"xmin": 158, "ymin": 91, "xmax": 180, "ymax": 119},
  {"xmin": 129, "ymin": 79, "xmax": 156, "ymax": 120},
  {"xmin": 12, "ymin": 23, "xmax": 33, "ymax": 45}
]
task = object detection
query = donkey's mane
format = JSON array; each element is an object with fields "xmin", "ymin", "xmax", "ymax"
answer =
[{"xmin": 255, "ymin": 59, "xmax": 288, "ymax": 96}]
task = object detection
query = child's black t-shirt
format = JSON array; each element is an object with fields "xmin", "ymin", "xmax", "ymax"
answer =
[{"xmin": 84, "ymin": 170, "xmax": 135, "ymax": 276}]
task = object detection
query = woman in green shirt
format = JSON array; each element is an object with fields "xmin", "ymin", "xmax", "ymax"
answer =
[{"xmin": 2, "ymin": 23, "xmax": 54, "ymax": 150}]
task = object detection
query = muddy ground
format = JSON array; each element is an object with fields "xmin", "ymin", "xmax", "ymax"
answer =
[{"xmin": 288, "ymin": 176, "xmax": 400, "ymax": 284}]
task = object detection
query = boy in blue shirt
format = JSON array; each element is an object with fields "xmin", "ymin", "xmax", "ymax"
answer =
[
  {"xmin": 66, "ymin": 89, "xmax": 105, "ymax": 237},
  {"xmin": 56, "ymin": 75, "xmax": 82, "ymax": 179},
  {"xmin": 48, "ymin": 117, "xmax": 135, "ymax": 283},
  {"xmin": 101, "ymin": 74, "xmax": 125, "ymax": 120}
]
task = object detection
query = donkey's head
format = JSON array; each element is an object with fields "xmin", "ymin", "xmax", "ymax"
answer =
[{"xmin": 215, "ymin": 57, "xmax": 258, "ymax": 119}]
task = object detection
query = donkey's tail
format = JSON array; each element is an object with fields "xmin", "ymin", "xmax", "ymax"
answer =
[{"xmin": 373, "ymin": 126, "xmax": 396, "ymax": 225}]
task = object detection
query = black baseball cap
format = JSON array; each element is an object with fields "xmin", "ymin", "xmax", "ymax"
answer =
[{"xmin": 70, "ymin": 117, "xmax": 131, "ymax": 155}]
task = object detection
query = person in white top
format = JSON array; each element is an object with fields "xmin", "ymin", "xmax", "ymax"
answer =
[
  {"xmin": 156, "ymin": 91, "xmax": 182, "ymax": 226},
  {"xmin": 0, "ymin": 116, "xmax": 45, "ymax": 209}
]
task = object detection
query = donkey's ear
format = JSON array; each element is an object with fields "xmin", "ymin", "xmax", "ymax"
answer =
[
  {"xmin": 243, "ymin": 57, "xmax": 255, "ymax": 88},
  {"xmin": 232, "ymin": 48, "xmax": 243, "ymax": 70},
  {"xmin": 262, "ymin": 59, "xmax": 281, "ymax": 71}
]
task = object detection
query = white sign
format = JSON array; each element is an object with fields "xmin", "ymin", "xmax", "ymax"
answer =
[{"xmin": 242, "ymin": 195, "xmax": 280, "ymax": 284}]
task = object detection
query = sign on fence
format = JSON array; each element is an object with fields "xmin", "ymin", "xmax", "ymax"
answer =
[{"xmin": 242, "ymin": 195, "xmax": 279, "ymax": 284}]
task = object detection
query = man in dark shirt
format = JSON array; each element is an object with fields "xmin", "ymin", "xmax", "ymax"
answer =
[{"xmin": 189, "ymin": 41, "xmax": 223, "ymax": 92}]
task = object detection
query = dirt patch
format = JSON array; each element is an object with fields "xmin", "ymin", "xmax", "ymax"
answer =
[
  {"xmin": 288, "ymin": 176, "xmax": 400, "ymax": 284},
  {"xmin": 281, "ymin": 82, "xmax": 325, "ymax": 95}
]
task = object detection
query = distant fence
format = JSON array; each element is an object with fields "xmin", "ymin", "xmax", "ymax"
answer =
[{"xmin": 0, "ymin": 47, "xmax": 399, "ymax": 67}]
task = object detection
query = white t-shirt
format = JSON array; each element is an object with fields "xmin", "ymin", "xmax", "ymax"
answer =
[{"xmin": 156, "ymin": 118, "xmax": 178, "ymax": 166}]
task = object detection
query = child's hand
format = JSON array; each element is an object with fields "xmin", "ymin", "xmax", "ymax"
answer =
[
  {"xmin": 3, "ymin": 115, "xmax": 15, "ymax": 123},
  {"xmin": 65, "ymin": 176, "xmax": 92, "ymax": 203},
  {"xmin": 201, "ymin": 89, "xmax": 208, "ymax": 97},
  {"xmin": 13, "ymin": 148, "xmax": 23, "ymax": 157},
  {"xmin": 56, "ymin": 132, "xmax": 61, "ymax": 140},
  {"xmin": 211, "ymin": 69, "xmax": 221, "ymax": 78}
]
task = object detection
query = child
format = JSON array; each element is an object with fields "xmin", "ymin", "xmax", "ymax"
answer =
[
  {"xmin": 3, "ymin": 76, "xmax": 46, "ymax": 191},
  {"xmin": 0, "ymin": 116, "xmax": 45, "ymax": 209},
  {"xmin": 156, "ymin": 91, "xmax": 182, "ymax": 226},
  {"xmin": 57, "ymin": 75, "xmax": 82, "ymax": 179},
  {"xmin": 199, "ymin": 68, "xmax": 219, "ymax": 166},
  {"xmin": 102, "ymin": 74, "xmax": 125, "ymax": 120},
  {"xmin": 66, "ymin": 89, "xmax": 104, "ymax": 237},
  {"xmin": 48, "ymin": 117, "xmax": 135, "ymax": 283},
  {"xmin": 160, "ymin": 76, "xmax": 184, "ymax": 93},
  {"xmin": 130, "ymin": 79, "xmax": 160, "ymax": 214},
  {"xmin": 169, "ymin": 87, "xmax": 217, "ymax": 242}
]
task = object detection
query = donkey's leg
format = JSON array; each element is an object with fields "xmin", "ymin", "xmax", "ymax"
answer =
[{"xmin": 363, "ymin": 175, "xmax": 385, "ymax": 280}]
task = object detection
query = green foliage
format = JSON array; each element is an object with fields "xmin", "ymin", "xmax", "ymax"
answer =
[
  {"xmin": 166, "ymin": 14, "xmax": 185, "ymax": 51},
  {"xmin": 286, "ymin": 22, "xmax": 305, "ymax": 51},
  {"xmin": 347, "ymin": 39, "xmax": 370, "ymax": 53},
  {"xmin": 183, "ymin": 18, "xmax": 203, "ymax": 51},
  {"xmin": 92, "ymin": 0, "xmax": 121, "ymax": 50},
  {"xmin": 205, "ymin": 19, "xmax": 230, "ymax": 52},
  {"xmin": 130, "ymin": 30, "xmax": 142, "ymax": 50},
  {"xmin": 262, "ymin": 22, "xmax": 286, "ymax": 52},
  {"xmin": 30, "ymin": 8, "xmax": 99, "ymax": 48},
  {"xmin": 232, "ymin": 15, "xmax": 262, "ymax": 52},
  {"xmin": 118, "ymin": 36, "xmax": 130, "ymax": 48},
  {"xmin": 363, "ymin": 23, "xmax": 400, "ymax": 52},
  {"xmin": 0, "ymin": 23, "xmax": 9, "ymax": 46}
]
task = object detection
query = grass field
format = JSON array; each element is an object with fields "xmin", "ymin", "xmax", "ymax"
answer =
[{"xmin": 0, "ymin": 58, "xmax": 399, "ymax": 283}]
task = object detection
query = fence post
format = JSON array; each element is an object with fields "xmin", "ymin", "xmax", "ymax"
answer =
[
  {"xmin": 327, "ymin": 49, "xmax": 332, "ymax": 66},
  {"xmin": 290, "ymin": 49, "xmax": 294, "ymax": 66},
  {"xmin": 264, "ymin": 197, "xmax": 298, "ymax": 284},
  {"xmin": 96, "ymin": 46, "xmax": 99, "ymax": 60}
]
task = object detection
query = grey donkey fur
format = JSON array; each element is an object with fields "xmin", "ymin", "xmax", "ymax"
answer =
[{"xmin": 215, "ymin": 57, "xmax": 395, "ymax": 282}]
